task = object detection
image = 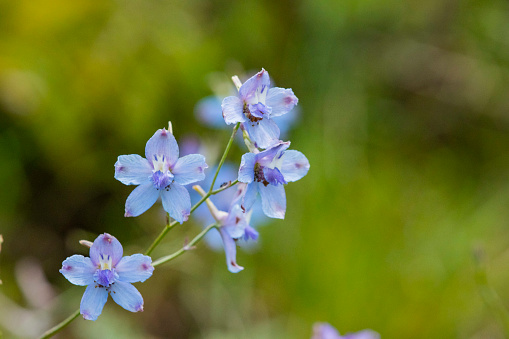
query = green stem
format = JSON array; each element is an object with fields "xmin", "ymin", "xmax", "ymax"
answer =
[
  {"xmin": 38, "ymin": 309, "xmax": 80, "ymax": 339},
  {"xmin": 145, "ymin": 213, "xmax": 177, "ymax": 256},
  {"xmin": 209, "ymin": 123, "xmax": 240, "ymax": 193},
  {"xmin": 152, "ymin": 223, "xmax": 217, "ymax": 267}
]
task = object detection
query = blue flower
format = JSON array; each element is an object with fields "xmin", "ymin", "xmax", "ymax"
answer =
[
  {"xmin": 311, "ymin": 323, "xmax": 380, "ymax": 339},
  {"xmin": 60, "ymin": 233, "xmax": 154, "ymax": 321},
  {"xmin": 114, "ymin": 128, "xmax": 208, "ymax": 223},
  {"xmin": 221, "ymin": 69, "xmax": 299, "ymax": 149},
  {"xmin": 238, "ymin": 141, "xmax": 310, "ymax": 219}
]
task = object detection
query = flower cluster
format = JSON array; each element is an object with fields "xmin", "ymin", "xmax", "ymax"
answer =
[{"xmin": 58, "ymin": 68, "xmax": 309, "ymax": 324}]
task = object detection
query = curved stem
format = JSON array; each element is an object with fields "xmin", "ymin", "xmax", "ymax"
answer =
[
  {"xmin": 152, "ymin": 223, "xmax": 217, "ymax": 267},
  {"xmin": 209, "ymin": 123, "xmax": 240, "ymax": 193},
  {"xmin": 38, "ymin": 309, "xmax": 80, "ymax": 339}
]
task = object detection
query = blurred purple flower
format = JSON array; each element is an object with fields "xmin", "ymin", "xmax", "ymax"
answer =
[
  {"xmin": 312, "ymin": 323, "xmax": 380, "ymax": 339},
  {"xmin": 221, "ymin": 68, "xmax": 299, "ymax": 149},
  {"xmin": 238, "ymin": 141, "xmax": 310, "ymax": 219},
  {"xmin": 114, "ymin": 128, "xmax": 208, "ymax": 223},
  {"xmin": 60, "ymin": 233, "xmax": 154, "ymax": 321}
]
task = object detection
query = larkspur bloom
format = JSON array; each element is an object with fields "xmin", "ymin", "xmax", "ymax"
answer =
[
  {"xmin": 221, "ymin": 69, "xmax": 299, "ymax": 149},
  {"xmin": 196, "ymin": 183, "xmax": 258, "ymax": 273},
  {"xmin": 238, "ymin": 141, "xmax": 310, "ymax": 219},
  {"xmin": 311, "ymin": 323, "xmax": 380, "ymax": 339},
  {"xmin": 114, "ymin": 128, "xmax": 207, "ymax": 223},
  {"xmin": 60, "ymin": 233, "xmax": 154, "ymax": 321}
]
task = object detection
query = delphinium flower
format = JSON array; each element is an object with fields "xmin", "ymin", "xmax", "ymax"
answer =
[
  {"xmin": 221, "ymin": 68, "xmax": 299, "ymax": 149},
  {"xmin": 311, "ymin": 323, "xmax": 380, "ymax": 339},
  {"xmin": 195, "ymin": 93, "xmax": 300, "ymax": 139},
  {"xmin": 238, "ymin": 141, "xmax": 310, "ymax": 219},
  {"xmin": 60, "ymin": 233, "xmax": 154, "ymax": 321},
  {"xmin": 194, "ymin": 184, "xmax": 258, "ymax": 273},
  {"xmin": 114, "ymin": 127, "xmax": 208, "ymax": 223}
]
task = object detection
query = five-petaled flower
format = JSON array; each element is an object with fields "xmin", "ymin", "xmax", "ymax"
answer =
[
  {"xmin": 238, "ymin": 141, "xmax": 310, "ymax": 219},
  {"xmin": 60, "ymin": 233, "xmax": 154, "ymax": 321},
  {"xmin": 311, "ymin": 323, "xmax": 380, "ymax": 339},
  {"xmin": 221, "ymin": 69, "xmax": 299, "ymax": 149},
  {"xmin": 115, "ymin": 128, "xmax": 208, "ymax": 223}
]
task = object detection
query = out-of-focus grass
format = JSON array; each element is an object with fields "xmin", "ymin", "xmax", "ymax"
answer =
[{"xmin": 1, "ymin": 0, "xmax": 509, "ymax": 338}]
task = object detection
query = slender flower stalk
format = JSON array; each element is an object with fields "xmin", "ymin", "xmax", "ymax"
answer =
[
  {"xmin": 152, "ymin": 223, "xmax": 217, "ymax": 267},
  {"xmin": 38, "ymin": 309, "xmax": 80, "ymax": 339},
  {"xmin": 209, "ymin": 122, "xmax": 240, "ymax": 192}
]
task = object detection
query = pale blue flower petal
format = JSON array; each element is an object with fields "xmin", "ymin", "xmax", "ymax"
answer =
[
  {"xmin": 280, "ymin": 150, "xmax": 310, "ymax": 182},
  {"xmin": 60, "ymin": 255, "xmax": 96, "ymax": 286},
  {"xmin": 221, "ymin": 96, "xmax": 246, "ymax": 124},
  {"xmin": 161, "ymin": 183, "xmax": 191, "ymax": 224},
  {"xmin": 219, "ymin": 228, "xmax": 244, "ymax": 273},
  {"xmin": 124, "ymin": 182, "xmax": 160, "ymax": 217},
  {"xmin": 109, "ymin": 281, "xmax": 144, "ymax": 313},
  {"xmin": 259, "ymin": 184, "xmax": 286, "ymax": 219},
  {"xmin": 145, "ymin": 128, "xmax": 179, "ymax": 167},
  {"xmin": 223, "ymin": 204, "xmax": 248, "ymax": 239},
  {"xmin": 255, "ymin": 141, "xmax": 290, "ymax": 166},
  {"xmin": 172, "ymin": 154, "xmax": 208, "ymax": 185},
  {"xmin": 80, "ymin": 284, "xmax": 108, "ymax": 321},
  {"xmin": 90, "ymin": 233, "xmax": 124, "ymax": 267},
  {"xmin": 114, "ymin": 155, "xmax": 152, "ymax": 185},
  {"xmin": 266, "ymin": 87, "xmax": 298, "ymax": 117},
  {"xmin": 238, "ymin": 153, "xmax": 256, "ymax": 183},
  {"xmin": 239, "ymin": 69, "xmax": 270, "ymax": 104},
  {"xmin": 312, "ymin": 323, "xmax": 342, "ymax": 339},
  {"xmin": 242, "ymin": 182, "xmax": 259, "ymax": 212},
  {"xmin": 244, "ymin": 118, "xmax": 280, "ymax": 149},
  {"xmin": 116, "ymin": 254, "xmax": 154, "ymax": 283}
]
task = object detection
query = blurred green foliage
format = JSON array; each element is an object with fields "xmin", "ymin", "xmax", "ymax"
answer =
[{"xmin": 1, "ymin": 0, "xmax": 509, "ymax": 338}]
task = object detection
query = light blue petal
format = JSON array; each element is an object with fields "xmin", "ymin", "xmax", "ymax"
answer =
[
  {"xmin": 219, "ymin": 228, "xmax": 244, "ymax": 273},
  {"xmin": 223, "ymin": 204, "xmax": 248, "ymax": 239},
  {"xmin": 161, "ymin": 183, "xmax": 191, "ymax": 224},
  {"xmin": 259, "ymin": 184, "xmax": 286, "ymax": 219},
  {"xmin": 124, "ymin": 183, "xmax": 160, "ymax": 217},
  {"xmin": 244, "ymin": 118, "xmax": 280, "ymax": 149},
  {"xmin": 116, "ymin": 254, "xmax": 154, "ymax": 283},
  {"xmin": 60, "ymin": 255, "xmax": 96, "ymax": 286},
  {"xmin": 266, "ymin": 87, "xmax": 298, "ymax": 117},
  {"xmin": 239, "ymin": 69, "xmax": 270, "ymax": 104},
  {"xmin": 221, "ymin": 96, "xmax": 246, "ymax": 124},
  {"xmin": 145, "ymin": 129, "xmax": 179, "ymax": 167},
  {"xmin": 80, "ymin": 284, "xmax": 108, "ymax": 321},
  {"xmin": 114, "ymin": 155, "xmax": 152, "ymax": 186},
  {"xmin": 280, "ymin": 150, "xmax": 310, "ymax": 182},
  {"xmin": 109, "ymin": 281, "xmax": 144, "ymax": 313},
  {"xmin": 172, "ymin": 154, "xmax": 208, "ymax": 185},
  {"xmin": 90, "ymin": 233, "xmax": 124, "ymax": 267},
  {"xmin": 256, "ymin": 141, "xmax": 290, "ymax": 166},
  {"xmin": 242, "ymin": 182, "xmax": 259, "ymax": 211},
  {"xmin": 238, "ymin": 153, "xmax": 256, "ymax": 183}
]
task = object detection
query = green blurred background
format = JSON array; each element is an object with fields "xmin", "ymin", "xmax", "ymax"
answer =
[{"xmin": 1, "ymin": 0, "xmax": 509, "ymax": 338}]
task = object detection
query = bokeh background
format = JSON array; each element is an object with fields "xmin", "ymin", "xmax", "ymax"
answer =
[{"xmin": 1, "ymin": 0, "xmax": 509, "ymax": 338}]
